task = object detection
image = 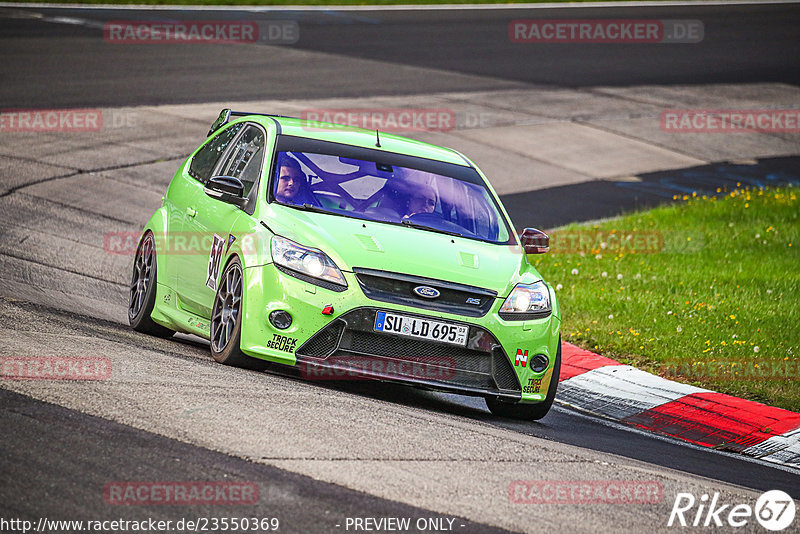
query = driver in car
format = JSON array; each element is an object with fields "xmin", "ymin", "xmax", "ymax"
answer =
[
  {"xmin": 403, "ymin": 182, "xmax": 437, "ymax": 218},
  {"xmin": 274, "ymin": 155, "xmax": 319, "ymax": 206}
]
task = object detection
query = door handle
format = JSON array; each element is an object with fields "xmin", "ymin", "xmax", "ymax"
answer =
[{"xmin": 186, "ymin": 208, "xmax": 197, "ymax": 218}]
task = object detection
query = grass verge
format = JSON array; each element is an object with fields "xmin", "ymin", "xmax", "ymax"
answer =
[{"xmin": 533, "ymin": 186, "xmax": 799, "ymax": 412}]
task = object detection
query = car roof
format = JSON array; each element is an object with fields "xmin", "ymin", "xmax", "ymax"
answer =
[{"xmin": 239, "ymin": 114, "xmax": 472, "ymax": 168}]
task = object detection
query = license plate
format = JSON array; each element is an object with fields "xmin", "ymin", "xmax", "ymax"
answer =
[{"xmin": 373, "ymin": 311, "xmax": 468, "ymax": 347}]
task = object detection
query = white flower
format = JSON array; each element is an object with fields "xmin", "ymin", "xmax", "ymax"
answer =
[
  {"xmin": 601, "ymin": 271, "xmax": 608, "ymax": 277},
  {"xmin": 595, "ymin": 254, "xmax": 602, "ymax": 260},
  {"xmin": 571, "ymin": 268, "xmax": 579, "ymax": 275},
  {"xmin": 755, "ymin": 234, "xmax": 760, "ymax": 238},
  {"xmin": 754, "ymin": 346, "xmax": 760, "ymax": 353},
  {"xmin": 608, "ymin": 314, "xmax": 614, "ymax": 319},
  {"xmin": 555, "ymin": 284, "xmax": 563, "ymax": 291},
  {"xmin": 600, "ymin": 242, "xmax": 607, "ymax": 249},
  {"xmin": 617, "ymin": 273, "xmax": 623, "ymax": 280},
  {"xmin": 676, "ymin": 326, "xmax": 682, "ymax": 333},
  {"xmin": 667, "ymin": 311, "xmax": 673, "ymax": 315},
  {"xmin": 766, "ymin": 289, "xmax": 773, "ymax": 294},
  {"xmin": 634, "ymin": 273, "xmax": 641, "ymax": 279}
]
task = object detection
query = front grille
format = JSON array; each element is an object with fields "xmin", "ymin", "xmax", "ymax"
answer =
[
  {"xmin": 296, "ymin": 308, "xmax": 520, "ymax": 396},
  {"xmin": 298, "ymin": 321, "xmax": 344, "ymax": 358},
  {"xmin": 353, "ymin": 268, "xmax": 497, "ymax": 317}
]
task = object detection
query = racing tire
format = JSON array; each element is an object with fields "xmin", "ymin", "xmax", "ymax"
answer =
[
  {"xmin": 210, "ymin": 257, "xmax": 266, "ymax": 371},
  {"xmin": 485, "ymin": 338, "xmax": 561, "ymax": 421},
  {"xmin": 128, "ymin": 231, "xmax": 175, "ymax": 338}
]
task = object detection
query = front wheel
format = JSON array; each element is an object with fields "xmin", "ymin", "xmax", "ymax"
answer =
[
  {"xmin": 485, "ymin": 339, "xmax": 561, "ymax": 421},
  {"xmin": 210, "ymin": 257, "xmax": 266, "ymax": 370},
  {"xmin": 128, "ymin": 231, "xmax": 174, "ymax": 338}
]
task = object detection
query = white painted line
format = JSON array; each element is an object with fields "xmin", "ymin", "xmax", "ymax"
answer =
[
  {"xmin": 557, "ymin": 364, "xmax": 710, "ymax": 420},
  {"xmin": 741, "ymin": 427, "xmax": 800, "ymax": 468},
  {"xmin": 1, "ymin": 0, "xmax": 798, "ymax": 11}
]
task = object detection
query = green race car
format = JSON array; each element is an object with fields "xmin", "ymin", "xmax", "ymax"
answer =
[{"xmin": 129, "ymin": 109, "xmax": 561, "ymax": 420}]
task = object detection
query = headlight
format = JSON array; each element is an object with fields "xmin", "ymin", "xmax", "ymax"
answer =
[
  {"xmin": 271, "ymin": 235, "xmax": 347, "ymax": 288},
  {"xmin": 499, "ymin": 281, "xmax": 551, "ymax": 319}
]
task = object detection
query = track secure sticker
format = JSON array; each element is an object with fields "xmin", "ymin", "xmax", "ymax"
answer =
[
  {"xmin": 524, "ymin": 378, "xmax": 542, "ymax": 394},
  {"xmin": 267, "ymin": 334, "xmax": 297, "ymax": 353},
  {"xmin": 206, "ymin": 233, "xmax": 225, "ymax": 290}
]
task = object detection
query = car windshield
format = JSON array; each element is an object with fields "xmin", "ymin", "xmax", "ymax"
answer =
[{"xmin": 270, "ymin": 148, "xmax": 512, "ymax": 244}]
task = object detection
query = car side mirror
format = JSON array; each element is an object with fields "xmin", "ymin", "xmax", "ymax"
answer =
[
  {"xmin": 204, "ymin": 176, "xmax": 247, "ymax": 208},
  {"xmin": 520, "ymin": 228, "xmax": 549, "ymax": 254}
]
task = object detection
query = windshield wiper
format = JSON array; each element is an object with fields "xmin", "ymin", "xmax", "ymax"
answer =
[
  {"xmin": 287, "ymin": 203, "xmax": 463, "ymax": 237},
  {"xmin": 400, "ymin": 219, "xmax": 462, "ymax": 238},
  {"xmin": 285, "ymin": 202, "xmax": 338, "ymax": 215},
  {"xmin": 299, "ymin": 203, "xmax": 330, "ymax": 213},
  {"xmin": 288, "ymin": 203, "xmax": 372, "ymax": 223}
]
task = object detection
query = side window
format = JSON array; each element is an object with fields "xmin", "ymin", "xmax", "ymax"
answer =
[
  {"xmin": 215, "ymin": 125, "xmax": 265, "ymax": 198},
  {"xmin": 188, "ymin": 123, "xmax": 243, "ymax": 183}
]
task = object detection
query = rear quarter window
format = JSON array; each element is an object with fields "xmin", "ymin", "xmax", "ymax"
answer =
[{"xmin": 188, "ymin": 123, "xmax": 243, "ymax": 183}]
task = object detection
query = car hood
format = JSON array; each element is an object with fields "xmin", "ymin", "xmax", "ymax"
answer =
[{"xmin": 264, "ymin": 205, "xmax": 540, "ymax": 297}]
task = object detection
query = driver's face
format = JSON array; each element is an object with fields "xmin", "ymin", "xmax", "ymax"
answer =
[
  {"xmin": 276, "ymin": 166, "xmax": 303, "ymax": 201},
  {"xmin": 407, "ymin": 191, "xmax": 436, "ymax": 216}
]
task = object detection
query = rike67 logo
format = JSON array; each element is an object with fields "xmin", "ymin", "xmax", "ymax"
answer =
[{"xmin": 668, "ymin": 490, "xmax": 796, "ymax": 531}]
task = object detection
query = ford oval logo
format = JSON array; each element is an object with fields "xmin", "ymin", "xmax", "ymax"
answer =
[{"xmin": 413, "ymin": 286, "xmax": 440, "ymax": 299}]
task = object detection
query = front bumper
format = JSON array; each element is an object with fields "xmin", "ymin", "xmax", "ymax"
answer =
[
  {"xmin": 239, "ymin": 264, "xmax": 560, "ymax": 402},
  {"xmin": 296, "ymin": 307, "xmax": 522, "ymax": 401}
]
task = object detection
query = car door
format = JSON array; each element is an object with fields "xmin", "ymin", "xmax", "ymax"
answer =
[
  {"xmin": 177, "ymin": 123, "xmax": 267, "ymax": 318},
  {"xmin": 168, "ymin": 122, "xmax": 243, "ymax": 312}
]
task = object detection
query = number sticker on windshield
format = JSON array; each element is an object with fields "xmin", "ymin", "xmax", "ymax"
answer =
[{"xmin": 206, "ymin": 233, "xmax": 225, "ymax": 291}]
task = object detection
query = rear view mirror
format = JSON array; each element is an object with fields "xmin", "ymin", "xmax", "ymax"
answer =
[{"xmin": 520, "ymin": 228, "xmax": 549, "ymax": 254}]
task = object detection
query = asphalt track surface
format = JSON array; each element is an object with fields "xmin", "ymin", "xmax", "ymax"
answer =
[
  {"xmin": 0, "ymin": 3, "xmax": 798, "ymax": 107},
  {"xmin": 1, "ymin": 3, "xmax": 800, "ymax": 533}
]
